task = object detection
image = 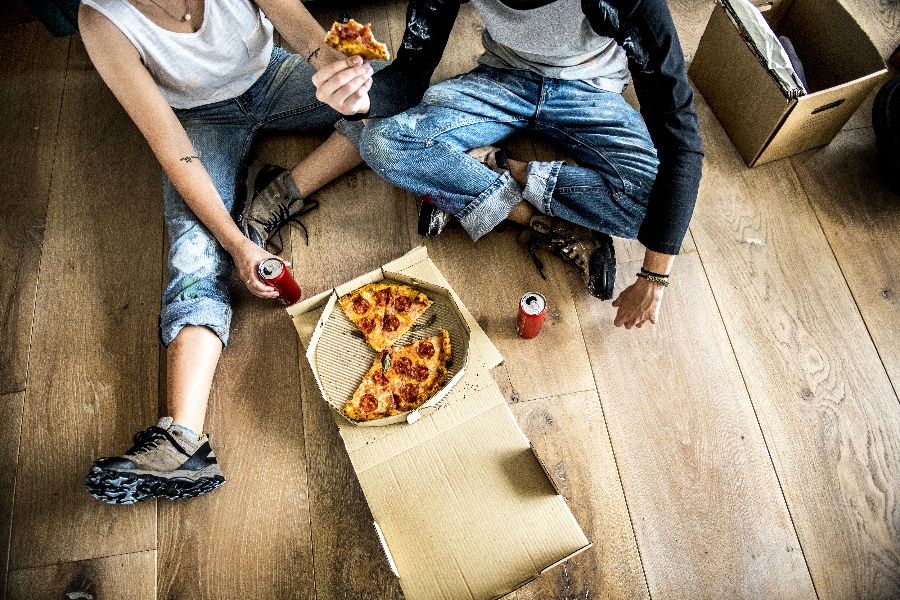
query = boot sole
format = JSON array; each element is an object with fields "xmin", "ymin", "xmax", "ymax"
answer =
[
  {"xmin": 587, "ymin": 234, "xmax": 616, "ymax": 300},
  {"xmin": 873, "ymin": 75, "xmax": 900, "ymax": 196},
  {"xmin": 84, "ymin": 466, "xmax": 225, "ymax": 505}
]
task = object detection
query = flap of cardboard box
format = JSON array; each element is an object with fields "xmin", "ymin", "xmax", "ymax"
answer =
[{"xmin": 343, "ymin": 382, "xmax": 590, "ymax": 600}]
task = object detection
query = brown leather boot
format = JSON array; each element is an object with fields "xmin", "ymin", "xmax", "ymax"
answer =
[{"xmin": 522, "ymin": 215, "xmax": 616, "ymax": 300}]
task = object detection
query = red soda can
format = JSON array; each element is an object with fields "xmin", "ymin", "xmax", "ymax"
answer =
[
  {"xmin": 258, "ymin": 258, "xmax": 302, "ymax": 306},
  {"xmin": 517, "ymin": 292, "xmax": 547, "ymax": 339}
]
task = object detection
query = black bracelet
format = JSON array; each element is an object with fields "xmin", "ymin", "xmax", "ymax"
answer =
[
  {"xmin": 640, "ymin": 267, "xmax": 670, "ymax": 279},
  {"xmin": 636, "ymin": 272, "xmax": 669, "ymax": 286}
]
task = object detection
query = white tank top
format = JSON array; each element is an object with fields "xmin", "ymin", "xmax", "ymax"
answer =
[{"xmin": 81, "ymin": 0, "xmax": 274, "ymax": 108}]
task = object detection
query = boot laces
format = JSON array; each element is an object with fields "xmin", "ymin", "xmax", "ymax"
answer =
[
  {"xmin": 128, "ymin": 427, "xmax": 171, "ymax": 456},
  {"xmin": 260, "ymin": 199, "xmax": 320, "ymax": 253},
  {"xmin": 524, "ymin": 229, "xmax": 589, "ymax": 279}
]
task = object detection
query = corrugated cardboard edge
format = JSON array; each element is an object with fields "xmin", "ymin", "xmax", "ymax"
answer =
[{"xmin": 373, "ymin": 521, "xmax": 400, "ymax": 578}]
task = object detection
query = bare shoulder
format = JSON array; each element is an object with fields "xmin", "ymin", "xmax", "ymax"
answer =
[{"xmin": 78, "ymin": 3, "xmax": 139, "ymax": 63}]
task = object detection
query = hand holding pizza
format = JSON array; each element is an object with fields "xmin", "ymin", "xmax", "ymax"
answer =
[{"xmin": 312, "ymin": 20, "xmax": 390, "ymax": 116}]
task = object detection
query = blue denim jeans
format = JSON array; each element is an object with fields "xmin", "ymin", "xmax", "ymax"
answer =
[
  {"xmin": 161, "ymin": 46, "xmax": 366, "ymax": 347},
  {"xmin": 360, "ymin": 65, "xmax": 659, "ymax": 241}
]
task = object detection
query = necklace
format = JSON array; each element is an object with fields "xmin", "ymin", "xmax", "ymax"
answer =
[{"xmin": 144, "ymin": 0, "xmax": 192, "ymax": 22}]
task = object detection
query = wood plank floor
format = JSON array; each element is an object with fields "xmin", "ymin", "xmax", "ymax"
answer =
[{"xmin": 2, "ymin": 1, "xmax": 898, "ymax": 598}]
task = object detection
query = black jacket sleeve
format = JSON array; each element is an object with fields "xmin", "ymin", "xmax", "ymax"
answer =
[
  {"xmin": 360, "ymin": 0, "xmax": 464, "ymax": 119},
  {"xmin": 587, "ymin": 0, "xmax": 704, "ymax": 255}
]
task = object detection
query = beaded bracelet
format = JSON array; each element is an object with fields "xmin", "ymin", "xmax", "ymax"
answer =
[
  {"xmin": 640, "ymin": 267, "xmax": 671, "ymax": 279},
  {"xmin": 636, "ymin": 272, "xmax": 669, "ymax": 286}
]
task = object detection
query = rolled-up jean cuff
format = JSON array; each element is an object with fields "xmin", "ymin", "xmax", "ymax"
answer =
[
  {"xmin": 160, "ymin": 297, "xmax": 233, "ymax": 347},
  {"xmin": 456, "ymin": 173, "xmax": 524, "ymax": 241},
  {"xmin": 335, "ymin": 118, "xmax": 365, "ymax": 148},
  {"xmin": 523, "ymin": 160, "xmax": 564, "ymax": 215}
]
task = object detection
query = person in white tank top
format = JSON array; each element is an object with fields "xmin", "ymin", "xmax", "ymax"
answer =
[{"xmin": 79, "ymin": 0, "xmax": 379, "ymax": 504}]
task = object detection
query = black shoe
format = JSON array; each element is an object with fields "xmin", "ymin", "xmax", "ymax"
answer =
[
  {"xmin": 84, "ymin": 417, "xmax": 225, "ymax": 504},
  {"xmin": 522, "ymin": 215, "xmax": 617, "ymax": 300},
  {"xmin": 873, "ymin": 74, "xmax": 900, "ymax": 196},
  {"xmin": 417, "ymin": 200, "xmax": 452, "ymax": 237}
]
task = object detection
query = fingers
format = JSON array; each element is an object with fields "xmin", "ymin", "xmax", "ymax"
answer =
[
  {"xmin": 244, "ymin": 271, "xmax": 279, "ymax": 299},
  {"xmin": 313, "ymin": 56, "xmax": 374, "ymax": 114}
]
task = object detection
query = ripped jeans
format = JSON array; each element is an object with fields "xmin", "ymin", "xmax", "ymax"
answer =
[
  {"xmin": 360, "ymin": 65, "xmax": 659, "ymax": 242},
  {"xmin": 160, "ymin": 46, "xmax": 365, "ymax": 347}
]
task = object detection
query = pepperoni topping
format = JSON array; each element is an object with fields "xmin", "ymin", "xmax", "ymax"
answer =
[
  {"xmin": 359, "ymin": 394, "xmax": 378, "ymax": 413},
  {"xmin": 374, "ymin": 370, "xmax": 389, "ymax": 387},
  {"xmin": 394, "ymin": 356, "xmax": 413, "ymax": 377},
  {"xmin": 401, "ymin": 383, "xmax": 418, "ymax": 402},
  {"xmin": 351, "ymin": 296, "xmax": 370, "ymax": 314},
  {"xmin": 390, "ymin": 394, "xmax": 400, "ymax": 411},
  {"xmin": 383, "ymin": 314, "xmax": 400, "ymax": 332},
  {"xmin": 375, "ymin": 289, "xmax": 391, "ymax": 306},
  {"xmin": 393, "ymin": 295, "xmax": 411, "ymax": 312},
  {"xmin": 413, "ymin": 365, "xmax": 430, "ymax": 381},
  {"xmin": 416, "ymin": 341, "xmax": 435, "ymax": 358},
  {"xmin": 359, "ymin": 317, "xmax": 375, "ymax": 334}
]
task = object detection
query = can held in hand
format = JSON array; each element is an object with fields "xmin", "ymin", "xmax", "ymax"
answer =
[
  {"xmin": 517, "ymin": 292, "xmax": 547, "ymax": 339},
  {"xmin": 258, "ymin": 258, "xmax": 302, "ymax": 306}
]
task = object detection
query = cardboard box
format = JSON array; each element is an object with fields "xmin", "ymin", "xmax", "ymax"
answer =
[
  {"xmin": 289, "ymin": 247, "xmax": 591, "ymax": 600},
  {"xmin": 690, "ymin": 0, "xmax": 887, "ymax": 166}
]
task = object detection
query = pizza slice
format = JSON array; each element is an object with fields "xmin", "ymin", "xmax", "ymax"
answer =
[
  {"xmin": 339, "ymin": 283, "xmax": 431, "ymax": 351},
  {"xmin": 386, "ymin": 330, "xmax": 452, "ymax": 412},
  {"xmin": 343, "ymin": 350, "xmax": 398, "ymax": 421},
  {"xmin": 325, "ymin": 19, "xmax": 391, "ymax": 61},
  {"xmin": 381, "ymin": 284, "xmax": 432, "ymax": 349},
  {"xmin": 339, "ymin": 282, "xmax": 389, "ymax": 351},
  {"xmin": 343, "ymin": 330, "xmax": 452, "ymax": 422}
]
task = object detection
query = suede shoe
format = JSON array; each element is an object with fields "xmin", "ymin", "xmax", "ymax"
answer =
[
  {"xmin": 84, "ymin": 417, "xmax": 225, "ymax": 504},
  {"xmin": 522, "ymin": 215, "xmax": 616, "ymax": 300},
  {"xmin": 238, "ymin": 160, "xmax": 319, "ymax": 252},
  {"xmin": 466, "ymin": 145, "xmax": 511, "ymax": 174}
]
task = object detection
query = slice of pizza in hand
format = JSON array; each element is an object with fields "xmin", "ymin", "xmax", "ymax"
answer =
[{"xmin": 325, "ymin": 19, "xmax": 391, "ymax": 61}]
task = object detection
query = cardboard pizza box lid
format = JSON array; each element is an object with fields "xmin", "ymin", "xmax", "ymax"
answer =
[{"xmin": 289, "ymin": 246, "xmax": 591, "ymax": 600}]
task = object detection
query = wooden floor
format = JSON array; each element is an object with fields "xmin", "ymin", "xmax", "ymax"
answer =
[{"xmin": 2, "ymin": 1, "xmax": 899, "ymax": 598}]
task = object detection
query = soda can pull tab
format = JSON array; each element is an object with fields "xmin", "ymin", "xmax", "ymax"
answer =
[{"xmin": 258, "ymin": 258, "xmax": 302, "ymax": 306}]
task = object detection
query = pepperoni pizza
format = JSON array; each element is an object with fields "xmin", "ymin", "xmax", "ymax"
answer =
[
  {"xmin": 343, "ymin": 330, "xmax": 452, "ymax": 421},
  {"xmin": 325, "ymin": 19, "xmax": 391, "ymax": 61},
  {"xmin": 339, "ymin": 283, "xmax": 431, "ymax": 351}
]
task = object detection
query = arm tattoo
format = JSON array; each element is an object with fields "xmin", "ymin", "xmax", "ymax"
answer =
[
  {"xmin": 179, "ymin": 155, "xmax": 200, "ymax": 164},
  {"xmin": 306, "ymin": 47, "xmax": 321, "ymax": 63}
]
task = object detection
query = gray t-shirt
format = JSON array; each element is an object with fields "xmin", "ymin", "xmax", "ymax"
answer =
[{"xmin": 471, "ymin": 0, "xmax": 630, "ymax": 92}]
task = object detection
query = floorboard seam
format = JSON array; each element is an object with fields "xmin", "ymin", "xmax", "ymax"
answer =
[
  {"xmin": 689, "ymin": 224, "xmax": 821, "ymax": 600},
  {"xmin": 570, "ymin": 275, "xmax": 652, "ymax": 600}
]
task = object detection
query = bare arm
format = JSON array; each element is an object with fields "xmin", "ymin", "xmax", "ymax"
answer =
[
  {"xmin": 78, "ymin": 4, "xmax": 278, "ymax": 297},
  {"xmin": 254, "ymin": 0, "xmax": 374, "ymax": 114}
]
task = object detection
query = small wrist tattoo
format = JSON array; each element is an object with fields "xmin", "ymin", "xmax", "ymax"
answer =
[
  {"xmin": 306, "ymin": 47, "xmax": 321, "ymax": 63},
  {"xmin": 179, "ymin": 155, "xmax": 200, "ymax": 164}
]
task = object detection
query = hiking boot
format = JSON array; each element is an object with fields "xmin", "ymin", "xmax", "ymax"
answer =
[
  {"xmin": 84, "ymin": 417, "xmax": 225, "ymax": 505},
  {"xmin": 522, "ymin": 215, "xmax": 616, "ymax": 300},
  {"xmin": 238, "ymin": 160, "xmax": 319, "ymax": 252},
  {"xmin": 466, "ymin": 145, "xmax": 511, "ymax": 174}
]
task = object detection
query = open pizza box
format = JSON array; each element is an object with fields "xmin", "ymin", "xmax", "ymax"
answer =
[{"xmin": 288, "ymin": 246, "xmax": 591, "ymax": 600}]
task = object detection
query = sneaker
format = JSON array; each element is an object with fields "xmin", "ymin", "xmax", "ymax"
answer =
[
  {"xmin": 238, "ymin": 160, "xmax": 319, "ymax": 252},
  {"xmin": 417, "ymin": 199, "xmax": 452, "ymax": 237},
  {"xmin": 522, "ymin": 215, "xmax": 617, "ymax": 300},
  {"xmin": 84, "ymin": 417, "xmax": 225, "ymax": 504}
]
